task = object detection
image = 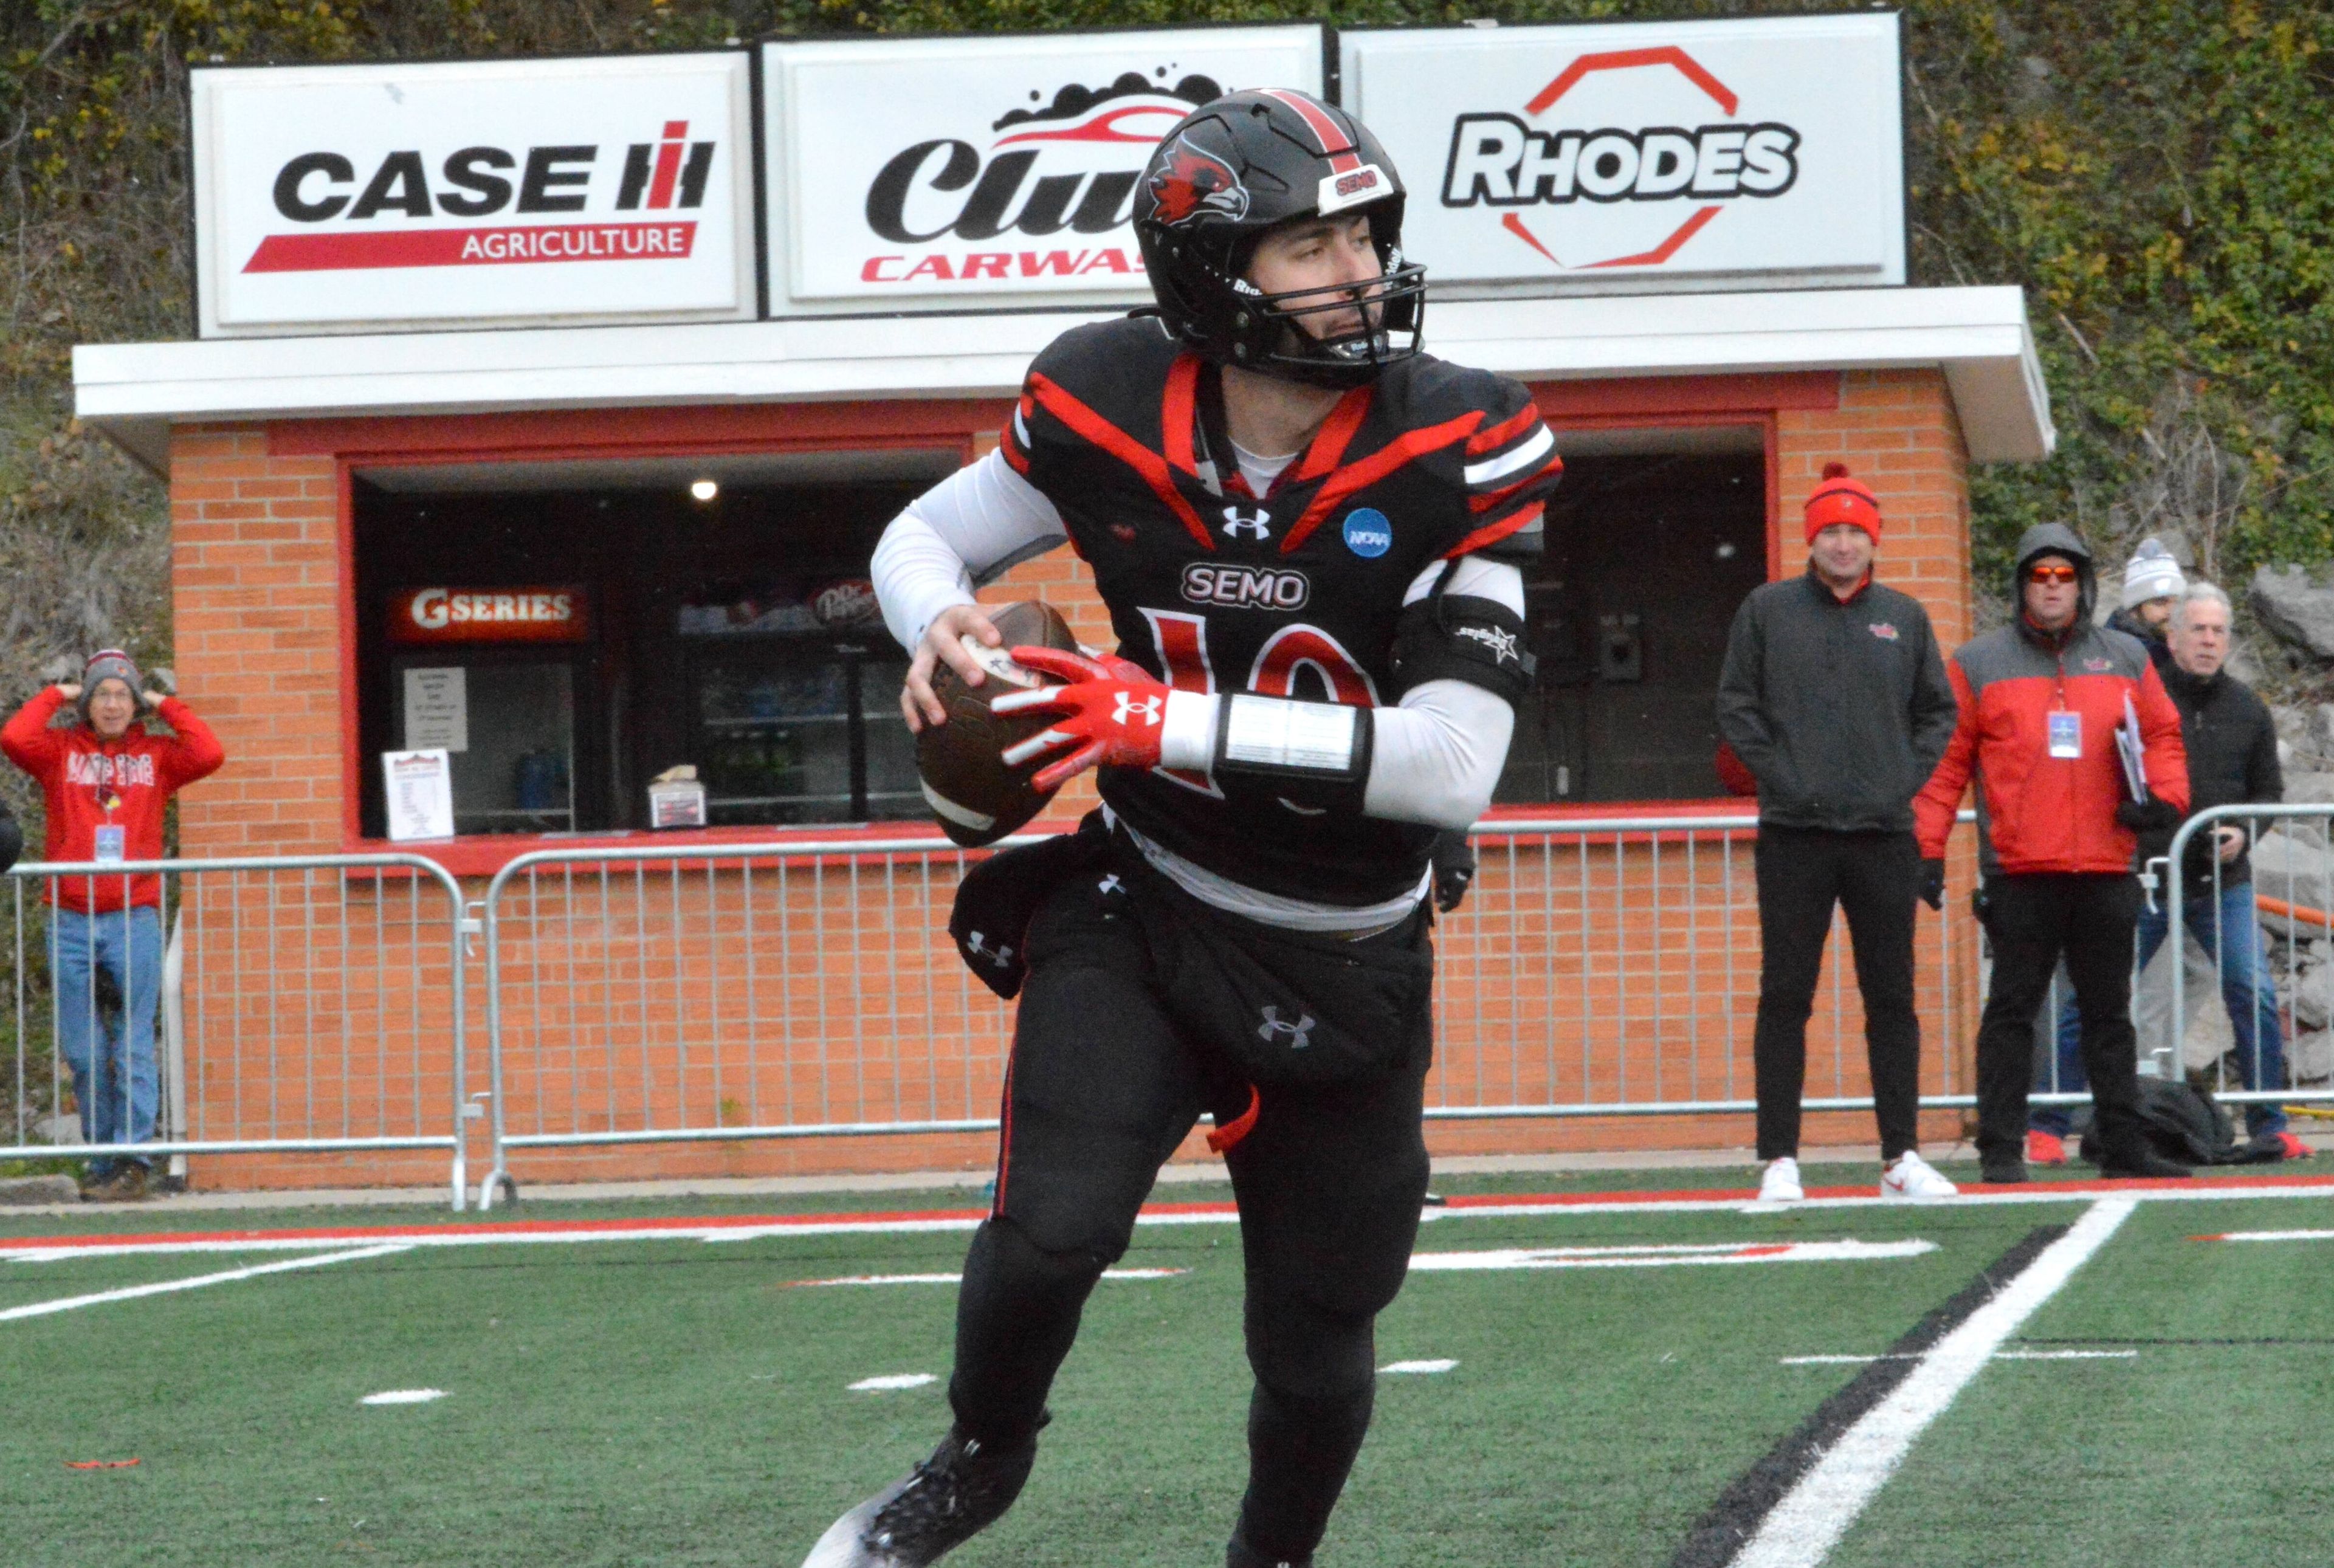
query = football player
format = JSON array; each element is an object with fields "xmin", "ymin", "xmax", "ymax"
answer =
[{"xmin": 813, "ymin": 88, "xmax": 1559, "ymax": 1568}]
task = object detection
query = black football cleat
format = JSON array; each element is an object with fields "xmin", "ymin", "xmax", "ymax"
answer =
[
  {"xmin": 800, "ymin": 1426, "xmax": 1038, "ymax": 1567},
  {"xmin": 1980, "ymin": 1158, "xmax": 2029, "ymax": 1185},
  {"xmin": 1228, "ymin": 1541, "xmax": 1313, "ymax": 1568}
]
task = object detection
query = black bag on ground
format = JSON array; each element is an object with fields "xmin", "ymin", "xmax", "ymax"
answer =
[{"xmin": 2082, "ymin": 1078, "xmax": 2287, "ymax": 1166}]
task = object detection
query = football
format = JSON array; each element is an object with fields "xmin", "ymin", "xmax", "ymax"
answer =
[{"xmin": 915, "ymin": 600, "xmax": 1080, "ymax": 847}]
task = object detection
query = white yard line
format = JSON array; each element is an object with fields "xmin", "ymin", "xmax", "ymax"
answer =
[
  {"xmin": 2203, "ymin": 1229, "xmax": 2334, "ymax": 1242},
  {"xmin": 0, "ymin": 1180, "xmax": 2323, "ymax": 1262},
  {"xmin": 1781, "ymin": 1349, "xmax": 2136, "ymax": 1366},
  {"xmin": 0, "ymin": 1243, "xmax": 412, "ymax": 1323},
  {"xmin": 1728, "ymin": 1197, "xmax": 2136, "ymax": 1568},
  {"xmin": 1410, "ymin": 1239, "xmax": 1935, "ymax": 1273}
]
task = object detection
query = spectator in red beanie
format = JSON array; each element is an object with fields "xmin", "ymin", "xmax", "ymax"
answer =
[
  {"xmin": 1718, "ymin": 464, "xmax": 1960, "ymax": 1203},
  {"xmin": 2, "ymin": 650, "xmax": 224, "ymax": 1200}
]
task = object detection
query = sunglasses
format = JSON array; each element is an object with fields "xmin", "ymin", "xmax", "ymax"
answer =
[{"xmin": 2026, "ymin": 564, "xmax": 2079, "ymax": 585}]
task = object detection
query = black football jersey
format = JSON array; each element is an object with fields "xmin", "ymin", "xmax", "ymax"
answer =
[{"xmin": 1003, "ymin": 314, "xmax": 1560, "ymax": 906}]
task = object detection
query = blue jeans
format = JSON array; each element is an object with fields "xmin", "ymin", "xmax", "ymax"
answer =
[
  {"xmin": 50, "ymin": 906, "xmax": 163, "ymax": 1174},
  {"xmin": 2034, "ymin": 879, "xmax": 2287, "ymax": 1138}
]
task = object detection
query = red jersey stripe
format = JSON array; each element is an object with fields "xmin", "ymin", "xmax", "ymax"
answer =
[
  {"xmin": 1279, "ymin": 410, "xmax": 1484, "ymax": 554},
  {"xmin": 1443, "ymin": 501, "xmax": 1543, "ymax": 560},
  {"xmin": 1465, "ymin": 404, "xmax": 1541, "ymax": 456},
  {"xmin": 1027, "ymin": 371, "xmax": 1216, "ymax": 552}
]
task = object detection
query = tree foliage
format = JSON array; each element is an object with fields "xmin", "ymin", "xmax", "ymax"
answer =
[{"xmin": 4, "ymin": 0, "xmax": 2333, "ymax": 648}]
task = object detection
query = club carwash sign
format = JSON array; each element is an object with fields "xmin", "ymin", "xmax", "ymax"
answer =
[
  {"xmin": 190, "ymin": 53, "xmax": 756, "ymax": 336},
  {"xmin": 761, "ymin": 27, "xmax": 1323, "ymax": 313},
  {"xmin": 1340, "ymin": 14, "xmax": 1904, "ymax": 294}
]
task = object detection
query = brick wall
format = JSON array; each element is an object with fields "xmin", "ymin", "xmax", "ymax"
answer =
[{"xmin": 170, "ymin": 426, "xmax": 345, "ymax": 858}]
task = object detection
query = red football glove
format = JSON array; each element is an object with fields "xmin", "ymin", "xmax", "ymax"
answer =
[{"xmin": 991, "ymin": 646, "xmax": 1174, "ymax": 792}]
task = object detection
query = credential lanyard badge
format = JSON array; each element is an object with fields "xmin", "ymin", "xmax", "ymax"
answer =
[{"xmin": 2048, "ymin": 710, "xmax": 2082, "ymax": 760}]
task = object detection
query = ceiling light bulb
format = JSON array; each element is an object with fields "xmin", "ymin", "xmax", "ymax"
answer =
[{"xmin": 689, "ymin": 479, "xmax": 718, "ymax": 502}]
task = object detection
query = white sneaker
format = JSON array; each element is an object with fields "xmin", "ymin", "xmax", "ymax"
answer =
[
  {"xmin": 1758, "ymin": 1157, "xmax": 1805, "ymax": 1203},
  {"xmin": 1881, "ymin": 1150, "xmax": 1957, "ymax": 1200}
]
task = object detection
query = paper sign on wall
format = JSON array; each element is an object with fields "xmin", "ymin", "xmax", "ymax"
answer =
[
  {"xmin": 402, "ymin": 667, "xmax": 469, "ymax": 752},
  {"xmin": 383, "ymin": 750, "xmax": 455, "ymax": 841}
]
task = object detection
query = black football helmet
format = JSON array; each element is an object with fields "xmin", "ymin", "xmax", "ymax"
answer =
[{"xmin": 1133, "ymin": 89, "xmax": 1425, "ymax": 389}]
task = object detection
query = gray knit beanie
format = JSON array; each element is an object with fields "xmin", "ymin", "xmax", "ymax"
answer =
[
  {"xmin": 2120, "ymin": 538, "xmax": 2186, "ymax": 610},
  {"xmin": 78, "ymin": 648, "xmax": 150, "ymax": 725}
]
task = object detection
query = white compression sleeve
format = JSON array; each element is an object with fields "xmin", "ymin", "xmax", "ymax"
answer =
[{"xmin": 870, "ymin": 448, "xmax": 1069, "ymax": 652}]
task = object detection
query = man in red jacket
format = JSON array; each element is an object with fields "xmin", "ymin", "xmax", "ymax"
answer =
[
  {"xmin": 2, "ymin": 650, "xmax": 225, "ymax": 1200},
  {"xmin": 1915, "ymin": 525, "xmax": 2192, "ymax": 1183}
]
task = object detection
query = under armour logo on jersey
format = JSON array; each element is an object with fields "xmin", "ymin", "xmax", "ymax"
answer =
[
  {"xmin": 1097, "ymin": 874, "xmax": 1124, "ymax": 896},
  {"xmin": 963, "ymin": 930, "xmax": 1014, "ymax": 970},
  {"xmin": 1456, "ymin": 624, "xmax": 1523, "ymax": 665},
  {"xmin": 1221, "ymin": 505, "xmax": 1272, "ymax": 541},
  {"xmin": 1114, "ymin": 693, "xmax": 1163, "ymax": 726},
  {"xmin": 1257, "ymin": 1006, "xmax": 1315, "ymax": 1050}
]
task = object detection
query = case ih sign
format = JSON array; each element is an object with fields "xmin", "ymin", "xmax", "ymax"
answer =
[
  {"xmin": 1340, "ymin": 15, "xmax": 1905, "ymax": 293},
  {"xmin": 190, "ymin": 54, "xmax": 756, "ymax": 336},
  {"xmin": 760, "ymin": 28, "xmax": 1323, "ymax": 312}
]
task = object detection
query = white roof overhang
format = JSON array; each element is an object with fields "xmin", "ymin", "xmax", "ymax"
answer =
[{"xmin": 74, "ymin": 284, "xmax": 2051, "ymax": 476}]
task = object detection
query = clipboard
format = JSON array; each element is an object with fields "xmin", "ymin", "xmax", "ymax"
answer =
[{"xmin": 2116, "ymin": 695, "xmax": 2150, "ymax": 804}]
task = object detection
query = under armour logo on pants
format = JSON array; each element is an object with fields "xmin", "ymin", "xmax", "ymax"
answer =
[{"xmin": 1256, "ymin": 1006, "xmax": 1314, "ymax": 1050}]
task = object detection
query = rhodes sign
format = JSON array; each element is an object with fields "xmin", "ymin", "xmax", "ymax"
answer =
[
  {"xmin": 761, "ymin": 28, "xmax": 1324, "ymax": 312},
  {"xmin": 190, "ymin": 53, "xmax": 756, "ymax": 337},
  {"xmin": 1340, "ymin": 15, "xmax": 1904, "ymax": 294}
]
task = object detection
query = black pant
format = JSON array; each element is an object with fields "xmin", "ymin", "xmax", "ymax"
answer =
[
  {"xmin": 1974, "ymin": 873, "xmax": 2146, "ymax": 1166},
  {"xmin": 1752, "ymin": 827, "xmax": 1923, "ymax": 1161},
  {"xmin": 950, "ymin": 858, "xmax": 1432, "ymax": 1562}
]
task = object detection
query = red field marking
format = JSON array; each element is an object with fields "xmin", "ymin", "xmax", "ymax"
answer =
[{"xmin": 7, "ymin": 1173, "xmax": 2331, "ymax": 1257}]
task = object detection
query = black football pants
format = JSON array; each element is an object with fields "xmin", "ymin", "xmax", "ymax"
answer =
[
  {"xmin": 1752, "ymin": 826, "xmax": 1923, "ymax": 1161},
  {"xmin": 1974, "ymin": 873, "xmax": 2146, "ymax": 1167},
  {"xmin": 949, "ymin": 867, "xmax": 1432, "ymax": 1563}
]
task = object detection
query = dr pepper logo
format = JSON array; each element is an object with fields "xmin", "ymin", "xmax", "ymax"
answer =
[
  {"xmin": 243, "ymin": 122, "xmax": 717, "ymax": 275},
  {"xmin": 1439, "ymin": 45, "xmax": 1800, "ymax": 270},
  {"xmin": 858, "ymin": 71, "xmax": 1225, "ymax": 284}
]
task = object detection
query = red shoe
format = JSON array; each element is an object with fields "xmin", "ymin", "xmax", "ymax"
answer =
[
  {"xmin": 2270, "ymin": 1131, "xmax": 2312, "ymax": 1160},
  {"xmin": 2026, "ymin": 1130, "xmax": 2068, "ymax": 1166}
]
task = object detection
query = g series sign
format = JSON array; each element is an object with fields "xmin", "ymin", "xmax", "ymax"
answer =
[
  {"xmin": 388, "ymin": 586, "xmax": 591, "ymax": 645},
  {"xmin": 190, "ymin": 54, "xmax": 756, "ymax": 336},
  {"xmin": 759, "ymin": 28, "xmax": 1323, "ymax": 312},
  {"xmin": 1338, "ymin": 15, "xmax": 1905, "ymax": 293}
]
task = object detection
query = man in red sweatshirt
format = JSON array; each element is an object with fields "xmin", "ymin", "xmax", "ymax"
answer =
[
  {"xmin": 2, "ymin": 650, "xmax": 224, "ymax": 1200},
  {"xmin": 1914, "ymin": 525, "xmax": 2192, "ymax": 1183}
]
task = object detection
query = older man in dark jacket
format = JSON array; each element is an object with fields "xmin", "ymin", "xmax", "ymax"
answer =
[
  {"xmin": 1718, "ymin": 464, "xmax": 1961, "ymax": 1202},
  {"xmin": 2033, "ymin": 582, "xmax": 2307, "ymax": 1160}
]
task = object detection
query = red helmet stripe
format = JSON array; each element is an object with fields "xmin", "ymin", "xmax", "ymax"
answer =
[{"xmin": 1258, "ymin": 89, "xmax": 1362, "ymax": 174}]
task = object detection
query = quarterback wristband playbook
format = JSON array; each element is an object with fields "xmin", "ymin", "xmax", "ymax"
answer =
[{"xmin": 1158, "ymin": 690, "xmax": 1373, "ymax": 785}]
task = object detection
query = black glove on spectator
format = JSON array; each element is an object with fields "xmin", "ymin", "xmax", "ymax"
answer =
[
  {"xmin": 2115, "ymin": 798, "xmax": 2181, "ymax": 833},
  {"xmin": 1431, "ymin": 831, "xmax": 1476, "ymax": 914},
  {"xmin": 1917, "ymin": 858, "xmax": 1945, "ymax": 912}
]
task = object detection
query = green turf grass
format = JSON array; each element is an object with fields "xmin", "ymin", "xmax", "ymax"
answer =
[
  {"xmin": 1825, "ymin": 1197, "xmax": 2334, "ymax": 1568},
  {"xmin": 0, "ymin": 1198, "xmax": 2070, "ymax": 1567}
]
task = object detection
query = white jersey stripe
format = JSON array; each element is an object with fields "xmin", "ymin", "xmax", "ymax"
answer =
[{"xmin": 1462, "ymin": 424, "xmax": 1556, "ymax": 487}]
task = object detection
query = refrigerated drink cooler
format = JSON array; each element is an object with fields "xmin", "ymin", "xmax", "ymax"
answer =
[{"xmin": 684, "ymin": 634, "xmax": 919, "ymax": 827}]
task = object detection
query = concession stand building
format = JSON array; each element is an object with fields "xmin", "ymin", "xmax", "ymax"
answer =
[{"xmin": 72, "ymin": 16, "xmax": 2053, "ymax": 1190}]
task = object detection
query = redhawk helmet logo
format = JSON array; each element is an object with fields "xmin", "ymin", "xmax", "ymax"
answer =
[{"xmin": 1148, "ymin": 131, "xmax": 1250, "ymax": 226}]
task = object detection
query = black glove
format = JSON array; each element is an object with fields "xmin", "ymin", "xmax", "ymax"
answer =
[
  {"xmin": 1917, "ymin": 857, "xmax": 1945, "ymax": 912},
  {"xmin": 1431, "ymin": 831, "xmax": 1476, "ymax": 914},
  {"xmin": 2115, "ymin": 798, "xmax": 2181, "ymax": 833}
]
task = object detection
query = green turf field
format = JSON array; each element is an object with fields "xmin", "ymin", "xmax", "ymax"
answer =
[{"xmin": 1, "ymin": 1174, "xmax": 2327, "ymax": 1567}]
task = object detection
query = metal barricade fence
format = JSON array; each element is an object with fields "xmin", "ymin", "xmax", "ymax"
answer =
[
  {"xmin": 477, "ymin": 817, "xmax": 1987, "ymax": 1202},
  {"xmin": 3, "ymin": 854, "xmax": 473, "ymax": 1207},
  {"xmin": 2163, "ymin": 805, "xmax": 2334, "ymax": 1120}
]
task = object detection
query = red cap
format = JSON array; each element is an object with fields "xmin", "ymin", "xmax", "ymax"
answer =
[{"xmin": 1804, "ymin": 461, "xmax": 1881, "ymax": 545}]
